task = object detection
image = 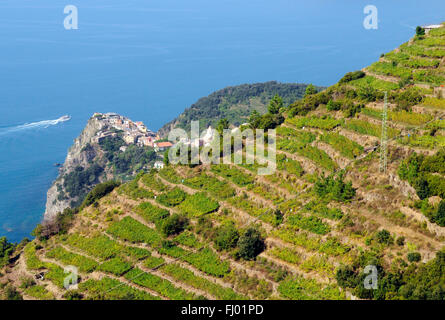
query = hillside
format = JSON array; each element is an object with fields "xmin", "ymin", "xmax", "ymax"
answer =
[
  {"xmin": 44, "ymin": 113, "xmax": 161, "ymax": 220},
  {"xmin": 158, "ymin": 81, "xmax": 318, "ymax": 138},
  {"xmin": 2, "ymin": 25, "xmax": 445, "ymax": 300}
]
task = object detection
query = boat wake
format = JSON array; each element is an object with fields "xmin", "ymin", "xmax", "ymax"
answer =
[{"xmin": 0, "ymin": 115, "xmax": 71, "ymax": 136}]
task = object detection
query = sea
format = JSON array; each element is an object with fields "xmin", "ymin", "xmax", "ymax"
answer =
[{"xmin": 1, "ymin": 0, "xmax": 444, "ymax": 242}]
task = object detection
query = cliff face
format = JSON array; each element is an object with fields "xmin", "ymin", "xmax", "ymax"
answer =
[
  {"xmin": 44, "ymin": 117, "xmax": 107, "ymax": 221},
  {"xmin": 44, "ymin": 113, "xmax": 160, "ymax": 221}
]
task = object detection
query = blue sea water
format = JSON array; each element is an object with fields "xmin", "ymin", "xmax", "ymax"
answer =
[{"xmin": 1, "ymin": 0, "xmax": 444, "ymax": 242}]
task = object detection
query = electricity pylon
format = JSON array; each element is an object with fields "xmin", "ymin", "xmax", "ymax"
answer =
[{"xmin": 380, "ymin": 92, "xmax": 388, "ymax": 173}]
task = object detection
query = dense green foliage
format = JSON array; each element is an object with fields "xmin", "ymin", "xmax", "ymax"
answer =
[
  {"xmin": 0, "ymin": 237, "xmax": 14, "ymax": 268},
  {"xmin": 81, "ymin": 180, "xmax": 120, "ymax": 209},
  {"xmin": 314, "ymin": 172, "xmax": 356, "ymax": 202},
  {"xmin": 184, "ymin": 174, "xmax": 236, "ymax": 199},
  {"xmin": 213, "ymin": 223, "xmax": 240, "ymax": 251},
  {"xmin": 135, "ymin": 202, "xmax": 170, "ymax": 229},
  {"xmin": 159, "ymin": 81, "xmax": 314, "ymax": 135},
  {"xmin": 80, "ymin": 277, "xmax": 159, "ymax": 300},
  {"xmin": 237, "ymin": 228, "xmax": 265, "ymax": 260},
  {"xmin": 178, "ymin": 192, "xmax": 220, "ymax": 217},
  {"xmin": 63, "ymin": 164, "xmax": 103, "ymax": 200},
  {"xmin": 320, "ymin": 132, "xmax": 364, "ymax": 159},
  {"xmin": 161, "ymin": 263, "xmax": 245, "ymax": 300},
  {"xmin": 398, "ymin": 150, "xmax": 445, "ymax": 208},
  {"xmin": 157, "ymin": 187, "xmax": 188, "ymax": 207},
  {"xmin": 46, "ymin": 246, "xmax": 98, "ymax": 273},
  {"xmin": 279, "ymin": 276, "xmax": 345, "ymax": 300},
  {"xmin": 107, "ymin": 217, "xmax": 163, "ymax": 246},
  {"xmin": 211, "ymin": 165, "xmax": 254, "ymax": 186},
  {"xmin": 286, "ymin": 116, "xmax": 341, "ymax": 130},
  {"xmin": 339, "ymin": 70, "xmax": 366, "ymax": 84},
  {"xmin": 336, "ymin": 249, "xmax": 445, "ymax": 300},
  {"xmin": 100, "ymin": 136, "xmax": 157, "ymax": 175},
  {"xmin": 160, "ymin": 214, "xmax": 189, "ymax": 237},
  {"xmin": 98, "ymin": 257, "xmax": 133, "ymax": 276},
  {"xmin": 124, "ymin": 267, "xmax": 197, "ymax": 300}
]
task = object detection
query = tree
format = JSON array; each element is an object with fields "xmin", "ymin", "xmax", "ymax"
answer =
[
  {"xmin": 304, "ymin": 84, "xmax": 317, "ymax": 97},
  {"xmin": 414, "ymin": 177, "xmax": 430, "ymax": 200},
  {"xmin": 81, "ymin": 180, "xmax": 120, "ymax": 209},
  {"xmin": 163, "ymin": 149, "xmax": 170, "ymax": 166},
  {"xmin": 434, "ymin": 200, "xmax": 445, "ymax": 226},
  {"xmin": 213, "ymin": 223, "xmax": 239, "ymax": 251},
  {"xmin": 326, "ymin": 99, "xmax": 341, "ymax": 111},
  {"xmin": 416, "ymin": 26, "xmax": 425, "ymax": 36},
  {"xmin": 160, "ymin": 214, "xmax": 189, "ymax": 237},
  {"xmin": 268, "ymin": 94, "xmax": 283, "ymax": 114},
  {"xmin": 407, "ymin": 252, "xmax": 421, "ymax": 263},
  {"xmin": 237, "ymin": 228, "xmax": 265, "ymax": 260},
  {"xmin": 336, "ymin": 265, "xmax": 358, "ymax": 288},
  {"xmin": 272, "ymin": 209, "xmax": 284, "ymax": 227},
  {"xmin": 0, "ymin": 237, "xmax": 14, "ymax": 268},
  {"xmin": 248, "ymin": 110, "xmax": 262, "ymax": 129},
  {"xmin": 376, "ymin": 229, "xmax": 393, "ymax": 245},
  {"xmin": 216, "ymin": 118, "xmax": 230, "ymax": 135}
]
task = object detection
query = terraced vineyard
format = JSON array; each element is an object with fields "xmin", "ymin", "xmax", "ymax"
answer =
[{"xmin": 2, "ymin": 24, "xmax": 445, "ymax": 301}]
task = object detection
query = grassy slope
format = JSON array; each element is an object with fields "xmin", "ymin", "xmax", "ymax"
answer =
[{"xmin": 2, "ymin": 26, "xmax": 445, "ymax": 300}]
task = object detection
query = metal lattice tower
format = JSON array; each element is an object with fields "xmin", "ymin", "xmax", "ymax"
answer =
[{"xmin": 380, "ymin": 92, "xmax": 388, "ymax": 173}]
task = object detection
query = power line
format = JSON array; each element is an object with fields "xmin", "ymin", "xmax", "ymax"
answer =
[{"xmin": 379, "ymin": 92, "xmax": 388, "ymax": 174}]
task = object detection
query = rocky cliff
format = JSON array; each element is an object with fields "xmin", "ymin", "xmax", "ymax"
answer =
[
  {"xmin": 44, "ymin": 116, "xmax": 107, "ymax": 220},
  {"xmin": 44, "ymin": 113, "xmax": 159, "ymax": 221}
]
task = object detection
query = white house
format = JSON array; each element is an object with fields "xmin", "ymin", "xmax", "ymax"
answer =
[{"xmin": 153, "ymin": 161, "xmax": 164, "ymax": 169}]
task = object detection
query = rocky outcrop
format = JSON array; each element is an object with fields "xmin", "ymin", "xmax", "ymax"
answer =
[
  {"xmin": 44, "ymin": 113, "xmax": 160, "ymax": 221},
  {"xmin": 44, "ymin": 116, "xmax": 108, "ymax": 221}
]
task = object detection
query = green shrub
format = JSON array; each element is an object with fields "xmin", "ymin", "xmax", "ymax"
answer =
[
  {"xmin": 25, "ymin": 285, "xmax": 54, "ymax": 300},
  {"xmin": 178, "ymin": 192, "xmax": 220, "ymax": 217},
  {"xmin": 238, "ymin": 228, "xmax": 265, "ymax": 260},
  {"xmin": 184, "ymin": 174, "xmax": 236, "ymax": 199},
  {"xmin": 285, "ymin": 116, "xmax": 341, "ymax": 130},
  {"xmin": 79, "ymin": 277, "xmax": 159, "ymax": 300},
  {"xmin": 81, "ymin": 180, "xmax": 120, "ymax": 209},
  {"xmin": 158, "ymin": 243, "xmax": 230, "ymax": 277},
  {"xmin": 107, "ymin": 217, "xmax": 163, "ymax": 246},
  {"xmin": 320, "ymin": 133, "xmax": 364, "ymax": 159},
  {"xmin": 375, "ymin": 229, "xmax": 393, "ymax": 245},
  {"xmin": 64, "ymin": 234, "xmax": 122, "ymax": 260},
  {"xmin": 314, "ymin": 172, "xmax": 356, "ymax": 202},
  {"xmin": 278, "ymin": 277, "xmax": 345, "ymax": 300},
  {"xmin": 0, "ymin": 237, "xmax": 14, "ymax": 268},
  {"xmin": 46, "ymin": 246, "xmax": 98, "ymax": 273},
  {"xmin": 173, "ymin": 231, "xmax": 202, "ymax": 249},
  {"xmin": 287, "ymin": 214, "xmax": 331, "ymax": 235},
  {"xmin": 213, "ymin": 223, "xmax": 239, "ymax": 251},
  {"xmin": 161, "ymin": 264, "xmax": 245, "ymax": 300},
  {"xmin": 211, "ymin": 165, "xmax": 254, "ymax": 186},
  {"xmin": 160, "ymin": 214, "xmax": 189, "ymax": 237},
  {"xmin": 407, "ymin": 252, "xmax": 421, "ymax": 263},
  {"xmin": 98, "ymin": 257, "xmax": 132, "ymax": 276},
  {"xmin": 135, "ymin": 202, "xmax": 170, "ymax": 228},
  {"xmin": 157, "ymin": 187, "xmax": 188, "ymax": 207},
  {"xmin": 339, "ymin": 70, "xmax": 366, "ymax": 83}
]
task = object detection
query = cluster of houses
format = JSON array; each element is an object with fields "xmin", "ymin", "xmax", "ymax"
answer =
[{"xmin": 93, "ymin": 113, "xmax": 173, "ymax": 152}]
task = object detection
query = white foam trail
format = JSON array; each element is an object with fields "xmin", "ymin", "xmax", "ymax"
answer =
[{"xmin": 0, "ymin": 115, "xmax": 70, "ymax": 136}]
